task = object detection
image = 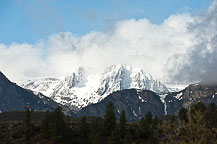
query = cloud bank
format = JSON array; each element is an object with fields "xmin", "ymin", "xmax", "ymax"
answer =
[
  {"xmin": 1, "ymin": 1, "xmax": 217, "ymax": 84},
  {"xmin": 167, "ymin": 0, "xmax": 217, "ymax": 83}
]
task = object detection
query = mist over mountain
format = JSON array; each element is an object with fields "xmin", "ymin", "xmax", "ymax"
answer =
[{"xmin": 3, "ymin": 2, "xmax": 217, "ymax": 84}]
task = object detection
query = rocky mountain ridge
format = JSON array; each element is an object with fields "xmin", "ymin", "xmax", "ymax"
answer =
[
  {"xmin": 21, "ymin": 65, "xmax": 168, "ymax": 111},
  {"xmin": 77, "ymin": 83, "xmax": 217, "ymax": 121},
  {"xmin": 1, "ymin": 70, "xmax": 217, "ymax": 121}
]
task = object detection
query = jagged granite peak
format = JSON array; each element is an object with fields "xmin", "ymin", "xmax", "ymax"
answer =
[
  {"xmin": 20, "ymin": 64, "xmax": 169, "ymax": 111},
  {"xmin": 64, "ymin": 67, "xmax": 86, "ymax": 88},
  {"xmin": 97, "ymin": 64, "xmax": 168, "ymax": 96},
  {"xmin": 97, "ymin": 64, "xmax": 132, "ymax": 95}
]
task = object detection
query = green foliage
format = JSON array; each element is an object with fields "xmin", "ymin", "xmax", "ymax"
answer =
[
  {"xmin": 139, "ymin": 112, "xmax": 152, "ymax": 138},
  {"xmin": 205, "ymin": 103, "xmax": 217, "ymax": 128},
  {"xmin": 90, "ymin": 117, "xmax": 104, "ymax": 144},
  {"xmin": 190, "ymin": 101, "xmax": 206, "ymax": 114},
  {"xmin": 2, "ymin": 134, "xmax": 12, "ymax": 144},
  {"xmin": 40, "ymin": 106, "xmax": 72, "ymax": 144},
  {"xmin": 91, "ymin": 132, "xmax": 101, "ymax": 144},
  {"xmin": 79, "ymin": 116, "xmax": 89, "ymax": 139},
  {"xmin": 108, "ymin": 127, "xmax": 120, "ymax": 144},
  {"xmin": 161, "ymin": 102, "xmax": 217, "ymax": 144},
  {"xmin": 124, "ymin": 131, "xmax": 133, "ymax": 144},
  {"xmin": 139, "ymin": 112, "xmax": 159, "ymax": 143},
  {"xmin": 104, "ymin": 101, "xmax": 116, "ymax": 136},
  {"xmin": 1, "ymin": 101, "xmax": 217, "ymax": 144},
  {"xmin": 119, "ymin": 110, "xmax": 126, "ymax": 138},
  {"xmin": 41, "ymin": 110, "xmax": 50, "ymax": 139},
  {"xmin": 24, "ymin": 106, "xmax": 32, "ymax": 144},
  {"xmin": 178, "ymin": 107, "xmax": 188, "ymax": 122}
]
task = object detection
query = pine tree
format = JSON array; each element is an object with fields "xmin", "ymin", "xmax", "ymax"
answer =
[
  {"xmin": 178, "ymin": 107, "xmax": 188, "ymax": 122},
  {"xmin": 119, "ymin": 110, "xmax": 126, "ymax": 138},
  {"xmin": 24, "ymin": 106, "xmax": 32, "ymax": 144},
  {"xmin": 104, "ymin": 102, "xmax": 116, "ymax": 136},
  {"xmin": 2, "ymin": 134, "xmax": 12, "ymax": 144},
  {"xmin": 91, "ymin": 132, "xmax": 101, "ymax": 144},
  {"xmin": 205, "ymin": 103, "xmax": 217, "ymax": 128},
  {"xmin": 41, "ymin": 110, "xmax": 50, "ymax": 139},
  {"xmin": 90, "ymin": 117, "xmax": 103, "ymax": 144},
  {"xmin": 124, "ymin": 131, "xmax": 133, "ymax": 144},
  {"xmin": 139, "ymin": 112, "xmax": 152, "ymax": 139},
  {"xmin": 108, "ymin": 127, "xmax": 120, "ymax": 144},
  {"xmin": 40, "ymin": 106, "xmax": 72, "ymax": 143},
  {"xmin": 79, "ymin": 116, "xmax": 89, "ymax": 140},
  {"xmin": 50, "ymin": 106, "xmax": 66, "ymax": 142},
  {"xmin": 190, "ymin": 102, "xmax": 206, "ymax": 114}
]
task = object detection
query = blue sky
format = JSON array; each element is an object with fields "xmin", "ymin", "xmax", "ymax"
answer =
[
  {"xmin": 0, "ymin": 0, "xmax": 214, "ymax": 45},
  {"xmin": 1, "ymin": 0, "xmax": 217, "ymax": 83}
]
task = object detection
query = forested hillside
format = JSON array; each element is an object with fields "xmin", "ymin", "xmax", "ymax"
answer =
[{"xmin": 0, "ymin": 102, "xmax": 216, "ymax": 144}]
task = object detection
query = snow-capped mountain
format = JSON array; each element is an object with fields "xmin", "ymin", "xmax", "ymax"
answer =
[
  {"xmin": 97, "ymin": 65, "xmax": 168, "ymax": 96},
  {"xmin": 20, "ymin": 64, "xmax": 169, "ymax": 111}
]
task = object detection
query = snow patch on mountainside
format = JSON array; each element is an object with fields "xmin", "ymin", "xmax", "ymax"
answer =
[
  {"xmin": 174, "ymin": 92, "xmax": 183, "ymax": 100},
  {"xmin": 159, "ymin": 94, "xmax": 167, "ymax": 115}
]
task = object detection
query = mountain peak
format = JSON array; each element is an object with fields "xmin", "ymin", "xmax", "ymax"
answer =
[
  {"xmin": 64, "ymin": 67, "xmax": 86, "ymax": 88},
  {"xmin": 21, "ymin": 64, "xmax": 168, "ymax": 111},
  {"xmin": 98, "ymin": 64, "xmax": 168, "ymax": 97}
]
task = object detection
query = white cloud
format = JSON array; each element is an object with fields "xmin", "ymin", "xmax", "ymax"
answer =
[
  {"xmin": 0, "ymin": 42, "xmax": 45, "ymax": 81},
  {"xmin": 0, "ymin": 13, "xmax": 195, "ymax": 82},
  {"xmin": 167, "ymin": 0, "xmax": 217, "ymax": 83},
  {"xmin": 2, "ymin": 0, "xmax": 217, "ymax": 84}
]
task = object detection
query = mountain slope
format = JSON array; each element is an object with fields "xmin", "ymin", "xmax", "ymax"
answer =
[
  {"xmin": 77, "ymin": 83, "xmax": 217, "ymax": 121},
  {"xmin": 164, "ymin": 83, "xmax": 217, "ymax": 115},
  {"xmin": 0, "ymin": 71, "xmax": 62, "ymax": 113},
  {"xmin": 77, "ymin": 89, "xmax": 165, "ymax": 121},
  {"xmin": 21, "ymin": 65, "xmax": 168, "ymax": 111}
]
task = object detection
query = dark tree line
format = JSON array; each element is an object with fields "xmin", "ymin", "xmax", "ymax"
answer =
[{"xmin": 1, "ymin": 101, "xmax": 217, "ymax": 144}]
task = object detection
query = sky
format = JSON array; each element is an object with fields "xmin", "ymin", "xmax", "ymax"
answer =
[
  {"xmin": 0, "ymin": 0, "xmax": 213, "ymax": 44},
  {"xmin": 1, "ymin": 0, "xmax": 217, "ymax": 84}
]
